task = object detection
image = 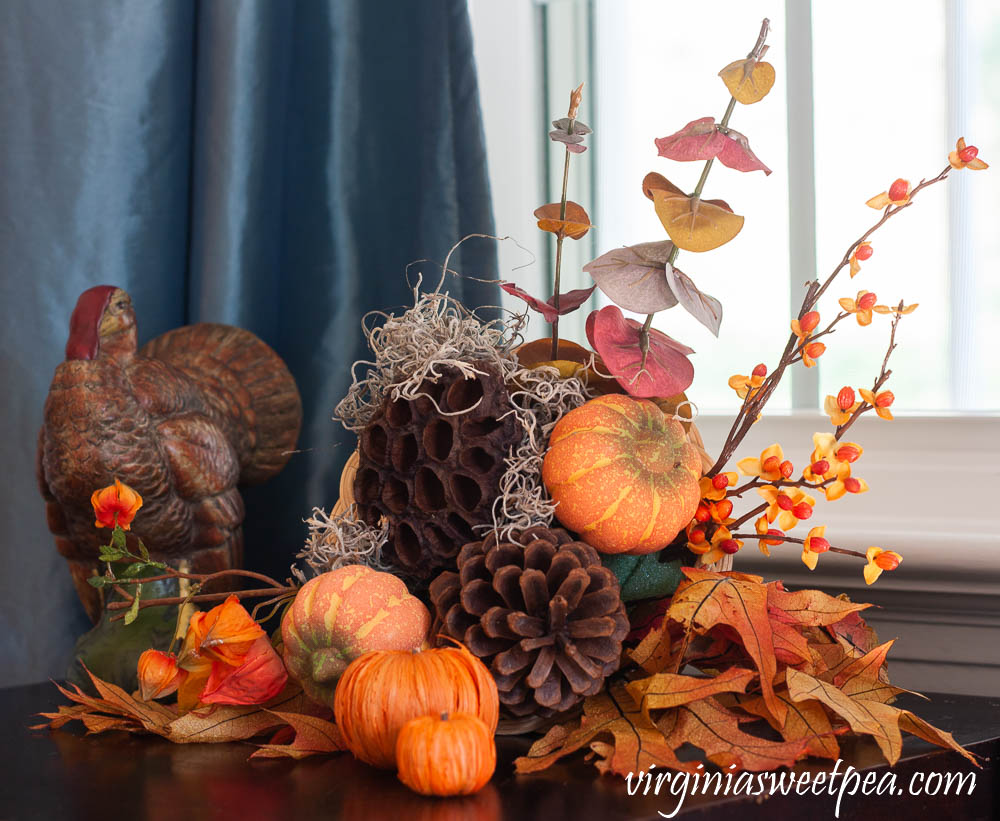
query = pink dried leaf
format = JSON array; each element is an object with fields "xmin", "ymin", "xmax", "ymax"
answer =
[
  {"xmin": 665, "ymin": 267, "xmax": 724, "ymax": 336},
  {"xmin": 501, "ymin": 282, "xmax": 596, "ymax": 323},
  {"xmin": 585, "ymin": 305, "xmax": 695, "ymax": 397},
  {"xmin": 582, "ymin": 240, "xmax": 679, "ymax": 314},
  {"xmin": 655, "ymin": 118, "xmax": 770, "ymax": 175},
  {"xmin": 716, "ymin": 129, "xmax": 771, "ymax": 175}
]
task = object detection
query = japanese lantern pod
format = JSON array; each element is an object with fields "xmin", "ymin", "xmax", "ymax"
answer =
[{"xmin": 542, "ymin": 394, "xmax": 702, "ymax": 554}]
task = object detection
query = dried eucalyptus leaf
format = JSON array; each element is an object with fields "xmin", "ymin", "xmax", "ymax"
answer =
[
  {"xmin": 583, "ymin": 241, "xmax": 679, "ymax": 314},
  {"xmin": 665, "ymin": 267, "xmax": 724, "ymax": 336}
]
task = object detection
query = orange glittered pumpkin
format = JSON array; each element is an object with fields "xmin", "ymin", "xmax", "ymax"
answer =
[
  {"xmin": 334, "ymin": 643, "xmax": 499, "ymax": 769},
  {"xmin": 396, "ymin": 712, "xmax": 496, "ymax": 796},
  {"xmin": 281, "ymin": 565, "xmax": 431, "ymax": 707},
  {"xmin": 542, "ymin": 394, "xmax": 701, "ymax": 554}
]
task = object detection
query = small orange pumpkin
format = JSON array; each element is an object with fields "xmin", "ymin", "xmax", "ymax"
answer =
[
  {"xmin": 396, "ymin": 712, "xmax": 496, "ymax": 796},
  {"xmin": 542, "ymin": 393, "xmax": 701, "ymax": 554},
  {"xmin": 334, "ymin": 643, "xmax": 499, "ymax": 769}
]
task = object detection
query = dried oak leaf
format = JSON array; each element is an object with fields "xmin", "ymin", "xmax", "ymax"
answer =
[
  {"xmin": 514, "ymin": 682, "xmax": 700, "ymax": 776},
  {"xmin": 626, "ymin": 667, "xmax": 756, "ymax": 720},
  {"xmin": 583, "ymin": 240, "xmax": 679, "ymax": 314},
  {"xmin": 655, "ymin": 117, "xmax": 771, "ymax": 174},
  {"xmin": 719, "ymin": 57, "xmax": 776, "ymax": 104},
  {"xmin": 642, "ymin": 173, "xmax": 744, "ymax": 252},
  {"xmin": 785, "ymin": 668, "xmax": 979, "ymax": 767},
  {"xmin": 585, "ymin": 305, "xmax": 695, "ymax": 398},
  {"xmin": 738, "ymin": 686, "xmax": 841, "ymax": 760},
  {"xmin": 766, "ymin": 583, "xmax": 872, "ymax": 627},
  {"xmin": 534, "ymin": 201, "xmax": 592, "ymax": 239},
  {"xmin": 501, "ymin": 282, "xmax": 595, "ymax": 323},
  {"xmin": 658, "ymin": 697, "xmax": 809, "ymax": 772},
  {"xmin": 250, "ymin": 710, "xmax": 345, "ymax": 760}
]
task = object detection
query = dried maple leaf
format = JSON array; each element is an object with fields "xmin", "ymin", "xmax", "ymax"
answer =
[
  {"xmin": 534, "ymin": 201, "xmax": 592, "ymax": 239},
  {"xmin": 250, "ymin": 710, "xmax": 345, "ymax": 760},
  {"xmin": 766, "ymin": 583, "xmax": 871, "ymax": 627},
  {"xmin": 515, "ymin": 683, "xmax": 700, "ymax": 776}
]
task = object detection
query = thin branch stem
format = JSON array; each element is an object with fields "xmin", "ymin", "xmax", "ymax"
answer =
[
  {"xmin": 731, "ymin": 532, "xmax": 867, "ymax": 560},
  {"xmin": 107, "ymin": 587, "xmax": 298, "ymax": 620}
]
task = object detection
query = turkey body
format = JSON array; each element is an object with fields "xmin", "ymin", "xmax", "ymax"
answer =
[{"xmin": 39, "ymin": 320, "xmax": 301, "ymax": 621}]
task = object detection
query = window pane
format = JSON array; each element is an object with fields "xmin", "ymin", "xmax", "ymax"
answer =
[
  {"xmin": 592, "ymin": 1, "xmax": 790, "ymax": 412},
  {"xmin": 812, "ymin": 1, "xmax": 952, "ymax": 410}
]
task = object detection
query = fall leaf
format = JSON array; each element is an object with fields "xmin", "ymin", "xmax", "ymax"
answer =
[
  {"xmin": 719, "ymin": 57, "xmax": 776, "ymax": 104},
  {"xmin": 651, "ymin": 187, "xmax": 745, "ymax": 253},
  {"xmin": 514, "ymin": 683, "xmax": 700, "ymax": 776},
  {"xmin": 664, "ymin": 266, "xmax": 723, "ymax": 336},
  {"xmin": 786, "ymin": 669, "xmax": 979, "ymax": 767},
  {"xmin": 165, "ymin": 688, "xmax": 315, "ymax": 744},
  {"xmin": 655, "ymin": 117, "xmax": 771, "ymax": 174},
  {"xmin": 659, "ymin": 697, "xmax": 808, "ymax": 771},
  {"xmin": 501, "ymin": 282, "xmax": 596, "ymax": 323},
  {"xmin": 627, "ymin": 667, "xmax": 756, "ymax": 720},
  {"xmin": 766, "ymin": 583, "xmax": 871, "ymax": 627},
  {"xmin": 832, "ymin": 641, "xmax": 908, "ymax": 703},
  {"xmin": 667, "ymin": 568, "xmax": 785, "ymax": 726},
  {"xmin": 739, "ymin": 688, "xmax": 841, "ymax": 760},
  {"xmin": 250, "ymin": 710, "xmax": 345, "ymax": 760},
  {"xmin": 534, "ymin": 201, "xmax": 592, "ymax": 239},
  {"xmin": 585, "ymin": 305, "xmax": 695, "ymax": 397},
  {"xmin": 582, "ymin": 240, "xmax": 679, "ymax": 314}
]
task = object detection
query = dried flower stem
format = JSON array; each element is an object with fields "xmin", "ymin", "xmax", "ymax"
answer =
[
  {"xmin": 638, "ymin": 21, "xmax": 767, "ymax": 366},
  {"xmin": 708, "ymin": 167, "xmax": 951, "ymax": 477},
  {"xmin": 835, "ymin": 301, "xmax": 905, "ymax": 440},
  {"xmin": 108, "ymin": 586, "xmax": 297, "ymax": 622},
  {"xmin": 551, "ymin": 83, "xmax": 585, "ymax": 360}
]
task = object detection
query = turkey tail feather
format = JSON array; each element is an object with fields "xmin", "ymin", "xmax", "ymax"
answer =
[{"xmin": 140, "ymin": 324, "xmax": 302, "ymax": 485}]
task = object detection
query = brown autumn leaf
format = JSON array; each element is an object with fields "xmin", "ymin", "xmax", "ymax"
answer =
[
  {"xmin": 738, "ymin": 687, "xmax": 841, "ymax": 760},
  {"xmin": 785, "ymin": 669, "xmax": 979, "ymax": 767},
  {"xmin": 832, "ymin": 641, "xmax": 909, "ymax": 704},
  {"xmin": 627, "ymin": 667, "xmax": 756, "ymax": 720},
  {"xmin": 250, "ymin": 710, "xmax": 345, "ymax": 760},
  {"xmin": 164, "ymin": 687, "xmax": 316, "ymax": 744},
  {"xmin": 514, "ymin": 683, "xmax": 700, "ymax": 777},
  {"xmin": 534, "ymin": 201, "xmax": 592, "ymax": 239},
  {"xmin": 658, "ymin": 697, "xmax": 808, "ymax": 771},
  {"xmin": 826, "ymin": 606, "xmax": 882, "ymax": 655},
  {"xmin": 667, "ymin": 569, "xmax": 784, "ymax": 725},
  {"xmin": 766, "ymin": 583, "xmax": 872, "ymax": 627}
]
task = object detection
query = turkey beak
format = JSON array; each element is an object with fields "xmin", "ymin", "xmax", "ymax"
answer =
[{"xmin": 98, "ymin": 290, "xmax": 135, "ymax": 339}]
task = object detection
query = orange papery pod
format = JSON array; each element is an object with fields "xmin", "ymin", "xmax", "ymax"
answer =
[
  {"xmin": 199, "ymin": 636, "xmax": 288, "ymax": 706},
  {"xmin": 136, "ymin": 649, "xmax": 187, "ymax": 701}
]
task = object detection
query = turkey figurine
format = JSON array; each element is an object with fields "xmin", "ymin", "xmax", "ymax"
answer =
[{"xmin": 38, "ymin": 285, "xmax": 302, "ymax": 621}]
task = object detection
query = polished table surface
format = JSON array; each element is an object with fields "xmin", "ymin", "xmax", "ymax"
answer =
[{"xmin": 1, "ymin": 682, "xmax": 997, "ymax": 820}]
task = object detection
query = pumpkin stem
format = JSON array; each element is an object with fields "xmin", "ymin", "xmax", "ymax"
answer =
[{"xmin": 441, "ymin": 711, "xmax": 449, "ymax": 721}]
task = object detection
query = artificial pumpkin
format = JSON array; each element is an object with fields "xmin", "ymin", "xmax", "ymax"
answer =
[
  {"xmin": 396, "ymin": 712, "xmax": 496, "ymax": 796},
  {"xmin": 542, "ymin": 394, "xmax": 701, "ymax": 554},
  {"xmin": 281, "ymin": 565, "xmax": 431, "ymax": 706},
  {"xmin": 334, "ymin": 643, "xmax": 499, "ymax": 769}
]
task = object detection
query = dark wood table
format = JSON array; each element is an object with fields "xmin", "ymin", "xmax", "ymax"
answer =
[{"xmin": 1, "ymin": 682, "xmax": 996, "ymax": 820}]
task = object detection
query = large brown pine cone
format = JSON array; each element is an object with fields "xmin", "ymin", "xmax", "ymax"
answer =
[
  {"xmin": 429, "ymin": 526, "xmax": 629, "ymax": 717},
  {"xmin": 353, "ymin": 361, "xmax": 521, "ymax": 577}
]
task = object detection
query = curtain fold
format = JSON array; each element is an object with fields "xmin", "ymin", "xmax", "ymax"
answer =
[{"xmin": 0, "ymin": 0, "xmax": 498, "ymax": 685}]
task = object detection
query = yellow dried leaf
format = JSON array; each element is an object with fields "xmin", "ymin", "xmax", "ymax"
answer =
[
  {"xmin": 719, "ymin": 58, "xmax": 776, "ymax": 104},
  {"xmin": 652, "ymin": 189, "xmax": 744, "ymax": 252}
]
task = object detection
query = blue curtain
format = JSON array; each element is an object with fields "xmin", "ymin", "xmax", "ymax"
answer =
[{"xmin": 0, "ymin": 0, "xmax": 498, "ymax": 686}]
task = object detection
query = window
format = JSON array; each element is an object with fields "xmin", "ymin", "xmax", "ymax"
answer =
[
  {"xmin": 471, "ymin": 0, "xmax": 1000, "ymax": 413},
  {"xmin": 469, "ymin": 0, "xmax": 999, "ymax": 577}
]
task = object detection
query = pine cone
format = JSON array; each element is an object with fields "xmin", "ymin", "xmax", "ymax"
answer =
[
  {"xmin": 353, "ymin": 361, "xmax": 521, "ymax": 577},
  {"xmin": 429, "ymin": 526, "xmax": 629, "ymax": 717}
]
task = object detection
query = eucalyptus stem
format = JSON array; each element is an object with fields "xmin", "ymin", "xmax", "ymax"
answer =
[{"xmin": 551, "ymin": 145, "xmax": 573, "ymax": 360}]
